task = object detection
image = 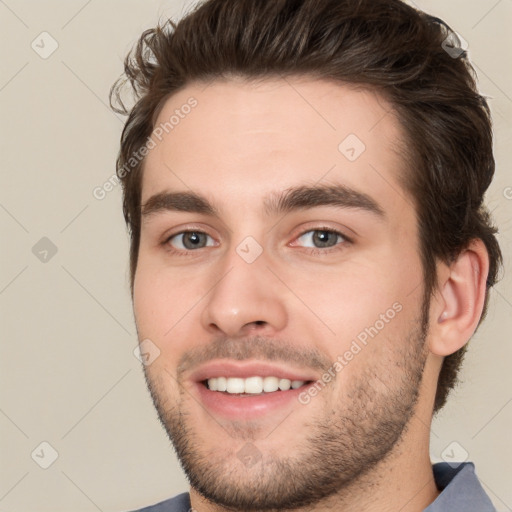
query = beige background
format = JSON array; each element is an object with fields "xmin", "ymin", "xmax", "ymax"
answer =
[{"xmin": 0, "ymin": 1, "xmax": 511, "ymax": 511}]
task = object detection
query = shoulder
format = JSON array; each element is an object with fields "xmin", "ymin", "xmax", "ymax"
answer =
[{"xmin": 125, "ymin": 492, "xmax": 191, "ymax": 512}]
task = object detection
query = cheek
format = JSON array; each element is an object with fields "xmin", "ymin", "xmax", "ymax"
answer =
[
  {"xmin": 287, "ymin": 251, "xmax": 422, "ymax": 367},
  {"xmin": 133, "ymin": 261, "xmax": 209, "ymax": 362},
  {"xmin": 133, "ymin": 265, "xmax": 162, "ymax": 338},
  {"xmin": 134, "ymin": 263, "xmax": 182, "ymax": 339},
  {"xmin": 290, "ymin": 266, "xmax": 403, "ymax": 336}
]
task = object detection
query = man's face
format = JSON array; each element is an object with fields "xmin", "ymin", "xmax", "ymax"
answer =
[{"xmin": 134, "ymin": 78, "xmax": 430, "ymax": 509}]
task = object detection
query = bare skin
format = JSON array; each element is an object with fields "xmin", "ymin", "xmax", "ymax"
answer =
[{"xmin": 133, "ymin": 77, "xmax": 489, "ymax": 512}]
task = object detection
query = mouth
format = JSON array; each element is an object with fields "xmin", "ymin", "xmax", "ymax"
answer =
[{"xmin": 188, "ymin": 360, "xmax": 316, "ymax": 419}]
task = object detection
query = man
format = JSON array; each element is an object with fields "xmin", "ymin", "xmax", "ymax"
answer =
[{"xmin": 111, "ymin": 0, "xmax": 503, "ymax": 510}]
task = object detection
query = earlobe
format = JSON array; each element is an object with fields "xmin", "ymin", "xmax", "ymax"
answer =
[{"xmin": 428, "ymin": 239, "xmax": 489, "ymax": 357}]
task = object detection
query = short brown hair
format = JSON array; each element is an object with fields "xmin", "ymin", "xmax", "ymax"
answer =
[{"xmin": 111, "ymin": 0, "xmax": 503, "ymax": 413}]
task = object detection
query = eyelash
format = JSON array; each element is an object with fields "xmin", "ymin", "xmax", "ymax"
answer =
[
  {"xmin": 162, "ymin": 227, "xmax": 352, "ymax": 256},
  {"xmin": 294, "ymin": 227, "xmax": 352, "ymax": 255}
]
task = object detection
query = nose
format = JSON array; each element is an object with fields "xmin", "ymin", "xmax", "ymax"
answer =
[{"xmin": 200, "ymin": 248, "xmax": 288, "ymax": 338}]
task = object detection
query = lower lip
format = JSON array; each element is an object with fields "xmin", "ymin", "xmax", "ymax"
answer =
[{"xmin": 194, "ymin": 382, "xmax": 310, "ymax": 420}]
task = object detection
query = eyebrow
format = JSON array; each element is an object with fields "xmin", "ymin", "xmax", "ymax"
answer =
[
  {"xmin": 141, "ymin": 184, "xmax": 386, "ymax": 221},
  {"xmin": 264, "ymin": 184, "xmax": 385, "ymax": 219},
  {"xmin": 142, "ymin": 190, "xmax": 217, "ymax": 218}
]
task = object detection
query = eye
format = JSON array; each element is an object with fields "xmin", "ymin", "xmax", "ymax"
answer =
[
  {"xmin": 166, "ymin": 231, "xmax": 215, "ymax": 251},
  {"xmin": 294, "ymin": 228, "xmax": 349, "ymax": 250}
]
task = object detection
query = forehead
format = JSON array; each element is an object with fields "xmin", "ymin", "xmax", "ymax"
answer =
[{"xmin": 141, "ymin": 77, "xmax": 410, "ymax": 218}]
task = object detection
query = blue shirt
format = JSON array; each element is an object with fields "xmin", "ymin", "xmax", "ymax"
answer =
[{"xmin": 130, "ymin": 462, "xmax": 496, "ymax": 511}]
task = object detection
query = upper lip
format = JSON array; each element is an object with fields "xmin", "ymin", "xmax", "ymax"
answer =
[{"xmin": 189, "ymin": 359, "xmax": 317, "ymax": 383}]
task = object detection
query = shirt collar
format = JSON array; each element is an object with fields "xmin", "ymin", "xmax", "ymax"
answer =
[{"xmin": 424, "ymin": 462, "xmax": 496, "ymax": 511}]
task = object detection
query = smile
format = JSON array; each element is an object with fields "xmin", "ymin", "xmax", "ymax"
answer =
[{"xmin": 188, "ymin": 360, "xmax": 317, "ymax": 419}]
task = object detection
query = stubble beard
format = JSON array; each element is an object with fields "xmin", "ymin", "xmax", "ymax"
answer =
[{"xmin": 142, "ymin": 308, "xmax": 430, "ymax": 511}]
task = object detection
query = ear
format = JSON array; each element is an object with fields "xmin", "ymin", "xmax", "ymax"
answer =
[{"xmin": 428, "ymin": 239, "xmax": 490, "ymax": 357}]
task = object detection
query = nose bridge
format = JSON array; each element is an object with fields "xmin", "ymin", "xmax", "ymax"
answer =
[{"xmin": 200, "ymin": 241, "xmax": 288, "ymax": 336}]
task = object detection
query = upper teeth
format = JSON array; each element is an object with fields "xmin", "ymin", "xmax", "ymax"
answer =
[{"xmin": 207, "ymin": 376, "xmax": 306, "ymax": 394}]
